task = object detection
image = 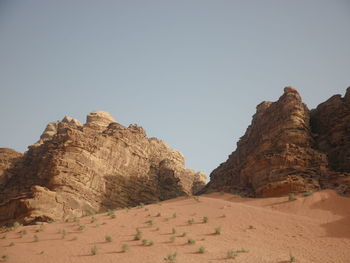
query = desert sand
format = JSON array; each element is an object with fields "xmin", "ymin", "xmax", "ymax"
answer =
[{"xmin": 1, "ymin": 190, "xmax": 350, "ymax": 263}]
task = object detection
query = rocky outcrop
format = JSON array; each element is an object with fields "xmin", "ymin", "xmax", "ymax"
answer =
[
  {"xmin": 0, "ymin": 148, "xmax": 22, "ymax": 187},
  {"xmin": 205, "ymin": 87, "xmax": 350, "ymax": 197},
  {"xmin": 0, "ymin": 111, "xmax": 206, "ymax": 225}
]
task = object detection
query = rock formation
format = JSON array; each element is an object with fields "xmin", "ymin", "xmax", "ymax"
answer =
[
  {"xmin": 205, "ymin": 87, "xmax": 350, "ymax": 197},
  {"xmin": 0, "ymin": 111, "xmax": 206, "ymax": 226}
]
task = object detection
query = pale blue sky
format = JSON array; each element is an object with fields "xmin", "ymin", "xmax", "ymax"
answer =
[{"xmin": 0, "ymin": 0, "xmax": 349, "ymax": 176}]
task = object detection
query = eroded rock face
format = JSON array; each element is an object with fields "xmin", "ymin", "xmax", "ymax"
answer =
[
  {"xmin": 205, "ymin": 87, "xmax": 350, "ymax": 197},
  {"xmin": 0, "ymin": 148, "xmax": 22, "ymax": 187},
  {"xmin": 0, "ymin": 112, "xmax": 206, "ymax": 225}
]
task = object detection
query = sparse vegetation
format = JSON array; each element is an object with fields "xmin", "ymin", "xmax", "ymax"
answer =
[
  {"xmin": 156, "ymin": 212, "xmax": 161, "ymax": 217},
  {"xmin": 61, "ymin": 229, "xmax": 67, "ymax": 239},
  {"xmin": 188, "ymin": 218, "xmax": 195, "ymax": 225},
  {"xmin": 193, "ymin": 196, "xmax": 200, "ymax": 202},
  {"xmin": 71, "ymin": 236, "xmax": 78, "ymax": 241},
  {"xmin": 198, "ymin": 246, "xmax": 206, "ymax": 254},
  {"xmin": 180, "ymin": 232, "xmax": 187, "ymax": 237},
  {"xmin": 146, "ymin": 220, "xmax": 154, "ymax": 226},
  {"xmin": 90, "ymin": 216, "xmax": 97, "ymax": 223},
  {"xmin": 1, "ymin": 234, "xmax": 6, "ymax": 239},
  {"xmin": 303, "ymin": 191, "xmax": 314, "ymax": 197},
  {"xmin": 187, "ymin": 238, "xmax": 196, "ymax": 245},
  {"xmin": 170, "ymin": 236, "xmax": 176, "ymax": 243},
  {"xmin": 139, "ymin": 203, "xmax": 145, "ymax": 208},
  {"xmin": 164, "ymin": 252, "xmax": 177, "ymax": 262},
  {"xmin": 227, "ymin": 250, "xmax": 238, "ymax": 259},
  {"xmin": 20, "ymin": 229, "xmax": 27, "ymax": 236},
  {"xmin": 155, "ymin": 227, "xmax": 160, "ymax": 231},
  {"xmin": 288, "ymin": 193, "xmax": 297, "ymax": 201},
  {"xmin": 203, "ymin": 216, "xmax": 209, "ymax": 223},
  {"xmin": 33, "ymin": 235, "xmax": 39, "ymax": 242},
  {"xmin": 9, "ymin": 242, "xmax": 14, "ymax": 247},
  {"xmin": 172, "ymin": 212, "xmax": 177, "ymax": 218},
  {"xmin": 248, "ymin": 225, "xmax": 255, "ymax": 229},
  {"xmin": 220, "ymin": 214, "xmax": 226, "ymax": 218},
  {"xmin": 1, "ymin": 255, "xmax": 9, "ymax": 262},
  {"xmin": 121, "ymin": 243, "xmax": 129, "ymax": 252},
  {"xmin": 134, "ymin": 228, "xmax": 142, "ymax": 240},
  {"xmin": 91, "ymin": 245, "xmax": 98, "ymax": 255},
  {"xmin": 105, "ymin": 235, "xmax": 112, "ymax": 242},
  {"xmin": 236, "ymin": 248, "xmax": 249, "ymax": 253},
  {"xmin": 172, "ymin": 227, "xmax": 176, "ymax": 234},
  {"xmin": 214, "ymin": 226, "xmax": 222, "ymax": 235},
  {"xmin": 13, "ymin": 222, "xmax": 20, "ymax": 230},
  {"xmin": 77, "ymin": 225, "xmax": 85, "ymax": 231},
  {"xmin": 289, "ymin": 252, "xmax": 296, "ymax": 262}
]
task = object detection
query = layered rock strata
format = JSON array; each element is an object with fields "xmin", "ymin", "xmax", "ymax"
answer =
[
  {"xmin": 0, "ymin": 111, "xmax": 206, "ymax": 225},
  {"xmin": 205, "ymin": 87, "xmax": 350, "ymax": 197}
]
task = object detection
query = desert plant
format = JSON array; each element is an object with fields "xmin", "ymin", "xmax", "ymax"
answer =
[
  {"xmin": 77, "ymin": 225, "xmax": 85, "ymax": 231},
  {"xmin": 180, "ymin": 232, "xmax": 187, "ymax": 237},
  {"xmin": 155, "ymin": 227, "xmax": 160, "ymax": 231},
  {"xmin": 289, "ymin": 252, "xmax": 296, "ymax": 262},
  {"xmin": 142, "ymin": 239, "xmax": 149, "ymax": 245},
  {"xmin": 90, "ymin": 216, "xmax": 97, "ymax": 223},
  {"xmin": 13, "ymin": 222, "xmax": 20, "ymax": 230},
  {"xmin": 237, "ymin": 248, "xmax": 249, "ymax": 253},
  {"xmin": 172, "ymin": 212, "xmax": 177, "ymax": 218},
  {"xmin": 9, "ymin": 242, "xmax": 14, "ymax": 247},
  {"xmin": 248, "ymin": 225, "xmax": 255, "ymax": 229},
  {"xmin": 148, "ymin": 240, "xmax": 154, "ymax": 246},
  {"xmin": 303, "ymin": 191, "xmax": 314, "ymax": 197},
  {"xmin": 156, "ymin": 212, "xmax": 161, "ymax": 217},
  {"xmin": 71, "ymin": 236, "xmax": 78, "ymax": 241},
  {"xmin": 188, "ymin": 218, "xmax": 195, "ymax": 225},
  {"xmin": 146, "ymin": 220, "xmax": 154, "ymax": 226},
  {"xmin": 105, "ymin": 235, "xmax": 112, "ymax": 242},
  {"xmin": 227, "ymin": 250, "xmax": 238, "ymax": 259},
  {"xmin": 193, "ymin": 196, "xmax": 200, "ymax": 202},
  {"xmin": 202, "ymin": 216, "xmax": 209, "ymax": 223},
  {"xmin": 1, "ymin": 255, "xmax": 9, "ymax": 262},
  {"xmin": 187, "ymin": 238, "xmax": 196, "ymax": 245},
  {"xmin": 198, "ymin": 246, "xmax": 206, "ymax": 254},
  {"xmin": 61, "ymin": 229, "xmax": 67, "ymax": 239},
  {"xmin": 164, "ymin": 252, "xmax": 177, "ymax": 262},
  {"xmin": 172, "ymin": 227, "xmax": 176, "ymax": 234},
  {"xmin": 91, "ymin": 245, "xmax": 98, "ymax": 255},
  {"xmin": 214, "ymin": 226, "xmax": 222, "ymax": 235},
  {"xmin": 134, "ymin": 229, "xmax": 142, "ymax": 240},
  {"xmin": 33, "ymin": 235, "xmax": 39, "ymax": 242},
  {"xmin": 170, "ymin": 236, "xmax": 176, "ymax": 243},
  {"xmin": 288, "ymin": 193, "xmax": 297, "ymax": 201},
  {"xmin": 1, "ymin": 234, "xmax": 6, "ymax": 239},
  {"xmin": 121, "ymin": 243, "xmax": 129, "ymax": 252},
  {"xmin": 20, "ymin": 229, "xmax": 27, "ymax": 235}
]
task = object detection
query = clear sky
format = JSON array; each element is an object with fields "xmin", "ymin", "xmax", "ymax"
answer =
[{"xmin": 0, "ymin": 0, "xmax": 349, "ymax": 177}]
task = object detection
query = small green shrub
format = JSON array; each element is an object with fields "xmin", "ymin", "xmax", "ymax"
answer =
[
  {"xmin": 203, "ymin": 216, "xmax": 209, "ymax": 223},
  {"xmin": 105, "ymin": 235, "xmax": 112, "ymax": 242},
  {"xmin": 71, "ymin": 236, "xmax": 78, "ymax": 241},
  {"xmin": 288, "ymin": 193, "xmax": 297, "ymax": 201},
  {"xmin": 33, "ymin": 235, "xmax": 39, "ymax": 242},
  {"xmin": 155, "ymin": 227, "xmax": 160, "ymax": 231},
  {"xmin": 146, "ymin": 220, "xmax": 154, "ymax": 226},
  {"xmin": 227, "ymin": 250, "xmax": 238, "ymax": 259},
  {"xmin": 134, "ymin": 229, "xmax": 142, "ymax": 240},
  {"xmin": 172, "ymin": 228, "xmax": 176, "ymax": 234},
  {"xmin": 61, "ymin": 229, "xmax": 67, "ymax": 239},
  {"xmin": 180, "ymin": 232, "xmax": 187, "ymax": 237},
  {"xmin": 236, "ymin": 248, "xmax": 249, "ymax": 253},
  {"xmin": 172, "ymin": 212, "xmax": 177, "ymax": 218},
  {"xmin": 121, "ymin": 243, "xmax": 129, "ymax": 252},
  {"xmin": 188, "ymin": 218, "xmax": 195, "ymax": 225},
  {"xmin": 13, "ymin": 222, "xmax": 20, "ymax": 230},
  {"xmin": 289, "ymin": 252, "xmax": 296, "ymax": 262},
  {"xmin": 198, "ymin": 246, "xmax": 206, "ymax": 254},
  {"xmin": 303, "ymin": 191, "xmax": 314, "ymax": 197},
  {"xmin": 1, "ymin": 234, "xmax": 6, "ymax": 239},
  {"xmin": 91, "ymin": 245, "xmax": 98, "ymax": 255},
  {"xmin": 9, "ymin": 242, "xmax": 14, "ymax": 247},
  {"xmin": 78, "ymin": 225, "xmax": 85, "ymax": 231},
  {"xmin": 90, "ymin": 216, "xmax": 97, "ymax": 223},
  {"xmin": 164, "ymin": 252, "xmax": 177, "ymax": 262},
  {"xmin": 1, "ymin": 255, "xmax": 9, "ymax": 262},
  {"xmin": 187, "ymin": 238, "xmax": 196, "ymax": 245},
  {"xmin": 214, "ymin": 226, "xmax": 222, "ymax": 235},
  {"xmin": 156, "ymin": 212, "xmax": 161, "ymax": 217},
  {"xmin": 170, "ymin": 236, "xmax": 176, "ymax": 243}
]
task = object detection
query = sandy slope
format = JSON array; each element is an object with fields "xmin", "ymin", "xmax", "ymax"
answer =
[{"xmin": 1, "ymin": 190, "xmax": 350, "ymax": 263}]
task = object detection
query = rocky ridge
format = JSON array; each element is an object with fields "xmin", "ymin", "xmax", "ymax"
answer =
[
  {"xmin": 205, "ymin": 87, "xmax": 350, "ymax": 197},
  {"xmin": 0, "ymin": 111, "xmax": 206, "ymax": 225}
]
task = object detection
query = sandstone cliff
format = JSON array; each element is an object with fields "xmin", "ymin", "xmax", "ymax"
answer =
[
  {"xmin": 205, "ymin": 87, "xmax": 350, "ymax": 197},
  {"xmin": 0, "ymin": 111, "xmax": 206, "ymax": 225}
]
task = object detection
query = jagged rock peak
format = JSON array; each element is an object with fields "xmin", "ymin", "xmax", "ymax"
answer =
[{"xmin": 85, "ymin": 111, "xmax": 116, "ymax": 129}]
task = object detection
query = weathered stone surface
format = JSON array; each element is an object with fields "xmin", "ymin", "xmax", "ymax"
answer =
[
  {"xmin": 205, "ymin": 87, "xmax": 350, "ymax": 197},
  {"xmin": 0, "ymin": 111, "xmax": 206, "ymax": 225},
  {"xmin": 0, "ymin": 148, "xmax": 22, "ymax": 187}
]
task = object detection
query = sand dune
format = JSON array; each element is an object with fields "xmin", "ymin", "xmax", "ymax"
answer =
[{"xmin": 1, "ymin": 190, "xmax": 350, "ymax": 263}]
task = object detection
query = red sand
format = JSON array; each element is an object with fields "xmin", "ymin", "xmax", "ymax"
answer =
[{"xmin": 1, "ymin": 190, "xmax": 350, "ymax": 262}]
